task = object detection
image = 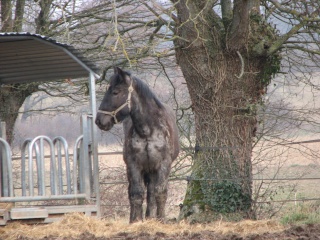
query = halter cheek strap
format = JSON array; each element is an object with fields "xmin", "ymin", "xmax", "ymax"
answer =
[{"xmin": 97, "ymin": 78, "xmax": 134, "ymax": 124}]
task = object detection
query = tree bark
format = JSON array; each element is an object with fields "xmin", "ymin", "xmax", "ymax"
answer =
[
  {"xmin": 35, "ymin": 0, "xmax": 53, "ymax": 35},
  {"xmin": 172, "ymin": 0, "xmax": 272, "ymax": 221},
  {"xmin": 0, "ymin": 85, "xmax": 38, "ymax": 144},
  {"xmin": 1, "ymin": 0, "xmax": 13, "ymax": 31},
  {"xmin": 13, "ymin": 0, "xmax": 26, "ymax": 32}
]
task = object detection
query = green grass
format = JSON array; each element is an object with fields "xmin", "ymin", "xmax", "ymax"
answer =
[{"xmin": 280, "ymin": 203, "xmax": 320, "ymax": 225}]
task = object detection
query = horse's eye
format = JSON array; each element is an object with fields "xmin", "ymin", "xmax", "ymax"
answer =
[{"xmin": 112, "ymin": 91, "xmax": 119, "ymax": 95}]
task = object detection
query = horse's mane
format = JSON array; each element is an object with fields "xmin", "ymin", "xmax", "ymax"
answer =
[
  {"xmin": 112, "ymin": 71, "xmax": 163, "ymax": 108},
  {"xmin": 132, "ymin": 76, "xmax": 163, "ymax": 108}
]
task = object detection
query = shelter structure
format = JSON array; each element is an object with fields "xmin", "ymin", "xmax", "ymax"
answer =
[{"xmin": 0, "ymin": 32, "xmax": 101, "ymax": 224}]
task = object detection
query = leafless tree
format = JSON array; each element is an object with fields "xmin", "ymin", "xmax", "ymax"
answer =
[{"xmin": 2, "ymin": 0, "xmax": 320, "ymax": 220}]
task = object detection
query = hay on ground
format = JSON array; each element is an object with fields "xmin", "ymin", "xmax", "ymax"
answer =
[{"xmin": 0, "ymin": 213, "xmax": 286, "ymax": 240}]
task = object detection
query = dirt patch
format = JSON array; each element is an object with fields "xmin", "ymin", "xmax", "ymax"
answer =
[
  {"xmin": 1, "ymin": 213, "xmax": 319, "ymax": 240},
  {"xmin": 14, "ymin": 225, "xmax": 320, "ymax": 240}
]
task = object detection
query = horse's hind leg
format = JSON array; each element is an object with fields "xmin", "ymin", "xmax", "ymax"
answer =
[
  {"xmin": 145, "ymin": 174, "xmax": 157, "ymax": 219},
  {"xmin": 156, "ymin": 185, "xmax": 168, "ymax": 220},
  {"xmin": 127, "ymin": 166, "xmax": 145, "ymax": 223},
  {"xmin": 154, "ymin": 165, "xmax": 171, "ymax": 221}
]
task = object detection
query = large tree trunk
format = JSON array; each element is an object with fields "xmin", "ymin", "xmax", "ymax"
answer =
[{"xmin": 172, "ymin": 0, "xmax": 271, "ymax": 221}]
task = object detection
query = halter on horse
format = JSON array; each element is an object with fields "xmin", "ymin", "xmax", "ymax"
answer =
[{"xmin": 97, "ymin": 79, "xmax": 133, "ymax": 124}]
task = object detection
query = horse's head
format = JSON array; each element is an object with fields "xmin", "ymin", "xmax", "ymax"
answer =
[{"xmin": 95, "ymin": 67, "xmax": 133, "ymax": 131}]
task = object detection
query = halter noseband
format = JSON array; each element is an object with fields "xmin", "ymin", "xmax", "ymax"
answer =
[{"xmin": 97, "ymin": 78, "xmax": 134, "ymax": 124}]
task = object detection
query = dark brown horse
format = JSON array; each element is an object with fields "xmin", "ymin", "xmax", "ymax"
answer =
[{"xmin": 95, "ymin": 67, "xmax": 179, "ymax": 222}]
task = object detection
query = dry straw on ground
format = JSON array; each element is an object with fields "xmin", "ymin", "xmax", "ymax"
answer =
[{"xmin": 0, "ymin": 213, "xmax": 286, "ymax": 240}]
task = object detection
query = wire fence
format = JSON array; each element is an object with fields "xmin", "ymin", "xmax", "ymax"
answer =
[{"xmin": 8, "ymin": 139, "xmax": 320, "ymax": 218}]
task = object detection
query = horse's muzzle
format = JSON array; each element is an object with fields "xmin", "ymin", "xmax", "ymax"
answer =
[{"xmin": 95, "ymin": 113, "xmax": 114, "ymax": 131}]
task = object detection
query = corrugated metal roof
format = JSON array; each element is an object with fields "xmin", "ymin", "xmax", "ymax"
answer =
[{"xmin": 0, "ymin": 32, "xmax": 100, "ymax": 84}]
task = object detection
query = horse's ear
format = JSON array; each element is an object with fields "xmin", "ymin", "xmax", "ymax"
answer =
[
  {"xmin": 114, "ymin": 67, "xmax": 126, "ymax": 77},
  {"xmin": 114, "ymin": 67, "xmax": 130, "ymax": 84},
  {"xmin": 113, "ymin": 66, "xmax": 120, "ymax": 74}
]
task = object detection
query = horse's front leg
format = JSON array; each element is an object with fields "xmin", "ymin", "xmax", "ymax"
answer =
[{"xmin": 127, "ymin": 165, "xmax": 145, "ymax": 223}]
